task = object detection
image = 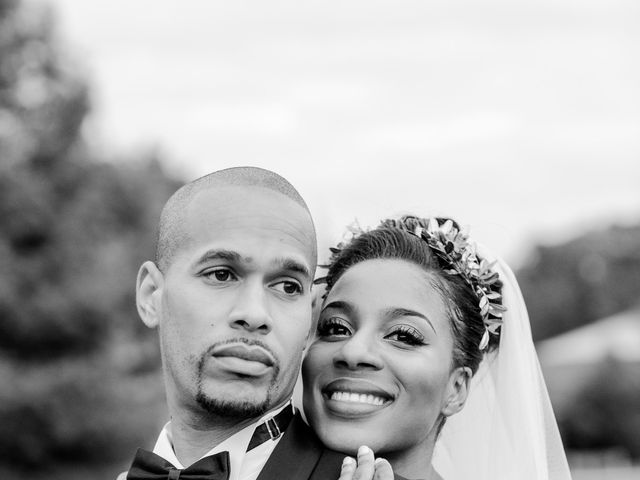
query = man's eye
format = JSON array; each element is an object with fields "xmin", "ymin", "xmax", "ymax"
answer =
[
  {"xmin": 272, "ymin": 280, "xmax": 303, "ymax": 296},
  {"xmin": 204, "ymin": 268, "xmax": 237, "ymax": 282}
]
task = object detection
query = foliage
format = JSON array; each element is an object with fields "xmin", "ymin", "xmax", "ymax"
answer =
[
  {"xmin": 559, "ymin": 356, "xmax": 640, "ymax": 459},
  {"xmin": 517, "ymin": 223, "xmax": 640, "ymax": 341},
  {"xmin": 0, "ymin": 1, "xmax": 180, "ymax": 478}
]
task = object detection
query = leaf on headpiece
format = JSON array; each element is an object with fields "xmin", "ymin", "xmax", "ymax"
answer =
[
  {"xmin": 329, "ymin": 247, "xmax": 340, "ymax": 254},
  {"xmin": 478, "ymin": 329, "xmax": 490, "ymax": 350},
  {"xmin": 489, "ymin": 303, "xmax": 507, "ymax": 313},
  {"xmin": 486, "ymin": 292, "xmax": 502, "ymax": 300},
  {"xmin": 445, "ymin": 241, "xmax": 455, "ymax": 254},
  {"xmin": 479, "ymin": 294, "xmax": 488, "ymax": 306},
  {"xmin": 427, "ymin": 217, "xmax": 439, "ymax": 234},
  {"xmin": 488, "ymin": 323, "xmax": 502, "ymax": 333},
  {"xmin": 442, "ymin": 219, "xmax": 454, "ymax": 235},
  {"xmin": 481, "ymin": 271, "xmax": 500, "ymax": 284}
]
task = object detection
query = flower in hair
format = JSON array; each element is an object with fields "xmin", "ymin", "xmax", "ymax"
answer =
[{"xmin": 406, "ymin": 217, "xmax": 506, "ymax": 350}]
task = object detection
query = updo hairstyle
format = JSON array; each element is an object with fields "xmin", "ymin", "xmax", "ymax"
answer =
[{"xmin": 321, "ymin": 216, "xmax": 501, "ymax": 375}]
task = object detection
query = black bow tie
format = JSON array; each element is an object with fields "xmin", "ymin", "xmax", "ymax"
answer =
[
  {"xmin": 126, "ymin": 406, "xmax": 294, "ymax": 479},
  {"xmin": 127, "ymin": 449, "xmax": 230, "ymax": 480}
]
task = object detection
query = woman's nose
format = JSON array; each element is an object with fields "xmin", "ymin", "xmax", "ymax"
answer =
[
  {"xmin": 228, "ymin": 280, "xmax": 273, "ymax": 333},
  {"xmin": 333, "ymin": 331, "xmax": 383, "ymax": 370}
]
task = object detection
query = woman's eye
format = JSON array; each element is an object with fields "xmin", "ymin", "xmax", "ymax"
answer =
[
  {"xmin": 204, "ymin": 268, "xmax": 237, "ymax": 282},
  {"xmin": 317, "ymin": 317, "xmax": 352, "ymax": 338},
  {"xmin": 272, "ymin": 280, "xmax": 303, "ymax": 296},
  {"xmin": 385, "ymin": 326, "xmax": 425, "ymax": 346}
]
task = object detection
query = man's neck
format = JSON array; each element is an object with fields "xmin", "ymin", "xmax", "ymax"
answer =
[
  {"xmin": 166, "ymin": 398, "xmax": 293, "ymax": 468},
  {"xmin": 168, "ymin": 407, "xmax": 258, "ymax": 468}
]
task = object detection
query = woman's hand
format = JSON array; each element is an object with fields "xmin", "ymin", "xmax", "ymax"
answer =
[{"xmin": 339, "ymin": 446, "xmax": 394, "ymax": 480}]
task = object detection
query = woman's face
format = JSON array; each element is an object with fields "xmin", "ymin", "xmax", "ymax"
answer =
[{"xmin": 302, "ymin": 259, "xmax": 468, "ymax": 455}]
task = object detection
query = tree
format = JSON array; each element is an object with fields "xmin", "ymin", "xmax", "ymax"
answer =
[
  {"xmin": 0, "ymin": 2, "xmax": 180, "ymax": 478},
  {"xmin": 517, "ymin": 223, "xmax": 640, "ymax": 341},
  {"xmin": 560, "ymin": 356, "xmax": 640, "ymax": 459}
]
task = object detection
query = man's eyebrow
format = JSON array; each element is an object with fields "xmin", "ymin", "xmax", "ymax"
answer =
[
  {"xmin": 274, "ymin": 257, "xmax": 312, "ymax": 279},
  {"xmin": 384, "ymin": 307, "xmax": 436, "ymax": 333},
  {"xmin": 321, "ymin": 300, "xmax": 355, "ymax": 316},
  {"xmin": 195, "ymin": 249, "xmax": 242, "ymax": 265}
]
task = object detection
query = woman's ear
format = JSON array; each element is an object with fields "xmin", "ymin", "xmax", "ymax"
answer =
[
  {"xmin": 136, "ymin": 261, "xmax": 164, "ymax": 329},
  {"xmin": 442, "ymin": 366, "xmax": 472, "ymax": 417}
]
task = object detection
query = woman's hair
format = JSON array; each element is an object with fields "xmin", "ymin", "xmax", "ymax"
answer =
[{"xmin": 321, "ymin": 215, "xmax": 502, "ymax": 374}]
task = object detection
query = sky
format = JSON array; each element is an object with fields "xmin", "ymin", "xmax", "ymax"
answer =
[{"xmin": 45, "ymin": 0, "xmax": 640, "ymax": 267}]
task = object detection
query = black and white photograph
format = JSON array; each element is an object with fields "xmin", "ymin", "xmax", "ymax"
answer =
[{"xmin": 1, "ymin": 1, "xmax": 639, "ymax": 479}]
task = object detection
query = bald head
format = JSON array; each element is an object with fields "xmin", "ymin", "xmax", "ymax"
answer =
[{"xmin": 156, "ymin": 167, "xmax": 317, "ymax": 272}]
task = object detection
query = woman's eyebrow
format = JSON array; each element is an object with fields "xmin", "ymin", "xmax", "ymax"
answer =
[
  {"xmin": 320, "ymin": 300, "xmax": 354, "ymax": 315},
  {"xmin": 384, "ymin": 307, "xmax": 436, "ymax": 333}
]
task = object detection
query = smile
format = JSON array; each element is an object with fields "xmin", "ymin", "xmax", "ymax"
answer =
[
  {"xmin": 329, "ymin": 391, "xmax": 386, "ymax": 406},
  {"xmin": 321, "ymin": 378, "xmax": 394, "ymax": 417}
]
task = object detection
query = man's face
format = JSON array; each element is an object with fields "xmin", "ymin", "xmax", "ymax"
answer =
[{"xmin": 146, "ymin": 186, "xmax": 316, "ymax": 419}]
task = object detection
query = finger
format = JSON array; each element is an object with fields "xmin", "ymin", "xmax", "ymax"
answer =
[
  {"xmin": 353, "ymin": 445, "xmax": 376, "ymax": 480},
  {"xmin": 338, "ymin": 456, "xmax": 357, "ymax": 480},
  {"xmin": 373, "ymin": 458, "xmax": 394, "ymax": 480}
]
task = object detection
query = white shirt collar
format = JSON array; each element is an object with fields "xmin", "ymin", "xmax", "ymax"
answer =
[{"xmin": 153, "ymin": 402, "xmax": 292, "ymax": 480}]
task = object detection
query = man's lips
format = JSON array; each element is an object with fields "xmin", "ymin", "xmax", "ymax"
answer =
[
  {"xmin": 207, "ymin": 343, "xmax": 275, "ymax": 376},
  {"xmin": 210, "ymin": 343, "xmax": 275, "ymax": 365}
]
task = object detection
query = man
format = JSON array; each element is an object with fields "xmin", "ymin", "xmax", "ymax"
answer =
[{"xmin": 118, "ymin": 167, "xmax": 344, "ymax": 480}]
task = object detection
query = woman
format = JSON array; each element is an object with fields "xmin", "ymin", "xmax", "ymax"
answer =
[{"xmin": 302, "ymin": 216, "xmax": 572, "ymax": 480}]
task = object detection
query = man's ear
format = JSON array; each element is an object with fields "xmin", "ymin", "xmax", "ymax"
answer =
[
  {"xmin": 136, "ymin": 261, "xmax": 164, "ymax": 329},
  {"xmin": 441, "ymin": 366, "xmax": 472, "ymax": 417}
]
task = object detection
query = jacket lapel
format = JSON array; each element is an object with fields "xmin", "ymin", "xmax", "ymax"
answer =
[{"xmin": 256, "ymin": 413, "xmax": 343, "ymax": 480}]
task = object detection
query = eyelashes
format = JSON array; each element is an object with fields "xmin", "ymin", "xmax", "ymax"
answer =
[
  {"xmin": 201, "ymin": 267, "xmax": 303, "ymax": 296},
  {"xmin": 317, "ymin": 317, "xmax": 352, "ymax": 338},
  {"xmin": 384, "ymin": 325, "xmax": 425, "ymax": 346},
  {"xmin": 316, "ymin": 317, "xmax": 426, "ymax": 347}
]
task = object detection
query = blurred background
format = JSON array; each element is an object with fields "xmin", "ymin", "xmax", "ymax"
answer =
[{"xmin": 0, "ymin": 0, "xmax": 638, "ymax": 478}]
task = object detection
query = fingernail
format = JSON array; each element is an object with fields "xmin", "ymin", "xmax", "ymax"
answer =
[
  {"xmin": 358, "ymin": 445, "xmax": 370, "ymax": 456},
  {"xmin": 343, "ymin": 456, "xmax": 355, "ymax": 465}
]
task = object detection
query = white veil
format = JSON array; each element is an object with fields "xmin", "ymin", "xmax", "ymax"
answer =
[{"xmin": 432, "ymin": 251, "xmax": 572, "ymax": 480}]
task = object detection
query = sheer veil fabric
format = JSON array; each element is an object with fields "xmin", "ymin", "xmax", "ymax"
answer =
[{"xmin": 432, "ymin": 250, "xmax": 572, "ymax": 480}]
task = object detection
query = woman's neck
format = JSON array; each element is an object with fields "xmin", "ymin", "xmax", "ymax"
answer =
[{"xmin": 383, "ymin": 436, "xmax": 440, "ymax": 480}]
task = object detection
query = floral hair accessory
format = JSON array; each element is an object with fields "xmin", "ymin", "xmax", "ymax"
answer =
[{"xmin": 392, "ymin": 217, "xmax": 506, "ymax": 350}]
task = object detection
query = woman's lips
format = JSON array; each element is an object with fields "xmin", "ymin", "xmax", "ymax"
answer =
[{"xmin": 321, "ymin": 378, "xmax": 394, "ymax": 417}]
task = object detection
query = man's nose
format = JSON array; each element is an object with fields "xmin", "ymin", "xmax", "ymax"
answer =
[
  {"xmin": 228, "ymin": 279, "xmax": 273, "ymax": 333},
  {"xmin": 333, "ymin": 330, "xmax": 383, "ymax": 371}
]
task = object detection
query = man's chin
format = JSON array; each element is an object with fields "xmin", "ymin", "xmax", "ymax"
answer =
[{"xmin": 195, "ymin": 391, "xmax": 270, "ymax": 419}]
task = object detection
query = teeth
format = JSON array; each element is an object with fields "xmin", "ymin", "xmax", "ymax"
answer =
[{"xmin": 329, "ymin": 391, "xmax": 386, "ymax": 405}]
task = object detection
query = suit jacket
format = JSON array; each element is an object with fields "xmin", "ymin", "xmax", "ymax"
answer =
[
  {"xmin": 256, "ymin": 413, "xmax": 344, "ymax": 480},
  {"xmin": 256, "ymin": 414, "xmax": 408, "ymax": 480},
  {"xmin": 118, "ymin": 413, "xmax": 408, "ymax": 480}
]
